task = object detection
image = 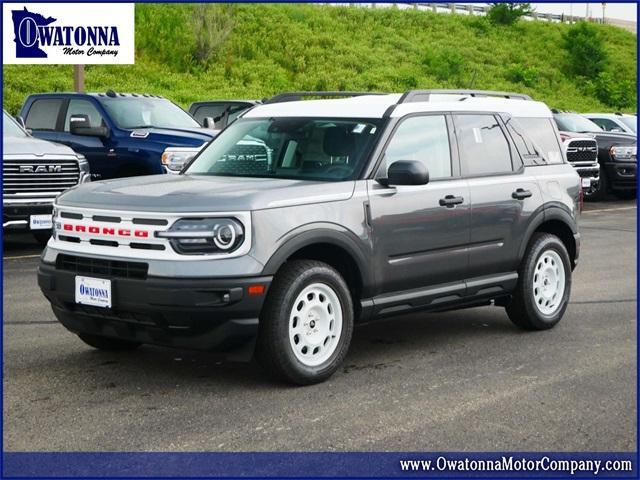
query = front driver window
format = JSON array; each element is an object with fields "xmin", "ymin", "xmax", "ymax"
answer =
[{"xmin": 382, "ymin": 115, "xmax": 452, "ymax": 179}]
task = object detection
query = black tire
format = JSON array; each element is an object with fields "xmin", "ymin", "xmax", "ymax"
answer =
[
  {"xmin": 255, "ymin": 260, "xmax": 354, "ymax": 385},
  {"xmin": 587, "ymin": 169, "xmax": 608, "ymax": 201},
  {"xmin": 32, "ymin": 230, "xmax": 51, "ymax": 246},
  {"xmin": 506, "ymin": 233, "xmax": 571, "ymax": 331},
  {"xmin": 77, "ymin": 332, "xmax": 141, "ymax": 351}
]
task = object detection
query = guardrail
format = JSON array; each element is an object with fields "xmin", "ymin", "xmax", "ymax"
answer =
[{"xmin": 362, "ymin": 3, "xmax": 633, "ymax": 28}]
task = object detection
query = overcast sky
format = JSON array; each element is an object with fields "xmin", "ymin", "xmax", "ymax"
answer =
[{"xmin": 530, "ymin": 3, "xmax": 637, "ymax": 21}]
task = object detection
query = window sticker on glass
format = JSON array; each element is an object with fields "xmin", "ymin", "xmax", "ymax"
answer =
[
  {"xmin": 352, "ymin": 124, "xmax": 366, "ymax": 133},
  {"xmin": 473, "ymin": 127, "xmax": 483, "ymax": 143}
]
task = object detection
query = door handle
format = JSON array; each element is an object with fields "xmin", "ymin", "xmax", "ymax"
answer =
[
  {"xmin": 439, "ymin": 195, "xmax": 464, "ymax": 208},
  {"xmin": 512, "ymin": 188, "xmax": 533, "ymax": 200}
]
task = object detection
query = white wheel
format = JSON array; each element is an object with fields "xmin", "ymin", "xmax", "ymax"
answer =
[
  {"xmin": 532, "ymin": 249, "xmax": 566, "ymax": 316},
  {"xmin": 288, "ymin": 282, "xmax": 343, "ymax": 367}
]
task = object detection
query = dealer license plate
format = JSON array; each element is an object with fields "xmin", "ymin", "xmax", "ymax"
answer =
[{"xmin": 75, "ymin": 276, "xmax": 112, "ymax": 308}]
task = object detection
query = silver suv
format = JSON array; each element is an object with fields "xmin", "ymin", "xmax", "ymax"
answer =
[{"xmin": 38, "ymin": 90, "xmax": 581, "ymax": 384}]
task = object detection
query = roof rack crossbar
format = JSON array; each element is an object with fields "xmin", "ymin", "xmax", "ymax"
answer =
[
  {"xmin": 399, "ymin": 89, "xmax": 532, "ymax": 103},
  {"xmin": 265, "ymin": 91, "xmax": 384, "ymax": 104}
]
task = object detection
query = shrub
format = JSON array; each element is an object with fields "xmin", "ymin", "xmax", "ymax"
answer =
[
  {"xmin": 487, "ymin": 3, "xmax": 533, "ymax": 26},
  {"xmin": 506, "ymin": 64, "xmax": 539, "ymax": 87},
  {"xmin": 589, "ymin": 71, "xmax": 635, "ymax": 110},
  {"xmin": 561, "ymin": 21, "xmax": 607, "ymax": 78},
  {"xmin": 193, "ymin": 4, "xmax": 235, "ymax": 67}
]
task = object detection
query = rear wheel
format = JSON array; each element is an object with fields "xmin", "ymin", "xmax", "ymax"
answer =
[
  {"xmin": 77, "ymin": 333, "xmax": 141, "ymax": 351},
  {"xmin": 506, "ymin": 233, "xmax": 571, "ymax": 330},
  {"xmin": 255, "ymin": 260, "xmax": 354, "ymax": 385}
]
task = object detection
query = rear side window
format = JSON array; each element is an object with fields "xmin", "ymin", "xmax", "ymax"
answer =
[
  {"xmin": 382, "ymin": 115, "xmax": 452, "ymax": 179},
  {"xmin": 25, "ymin": 99, "xmax": 63, "ymax": 131},
  {"xmin": 454, "ymin": 114, "xmax": 513, "ymax": 176},
  {"xmin": 590, "ymin": 117, "xmax": 621, "ymax": 132},
  {"xmin": 516, "ymin": 117, "xmax": 563, "ymax": 164},
  {"xmin": 193, "ymin": 103, "xmax": 252, "ymax": 125}
]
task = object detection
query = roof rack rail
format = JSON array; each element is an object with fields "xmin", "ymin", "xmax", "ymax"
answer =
[
  {"xmin": 399, "ymin": 89, "xmax": 532, "ymax": 103},
  {"xmin": 265, "ymin": 91, "xmax": 383, "ymax": 104}
]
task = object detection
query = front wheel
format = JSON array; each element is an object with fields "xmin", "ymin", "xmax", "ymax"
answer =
[
  {"xmin": 255, "ymin": 260, "xmax": 354, "ymax": 385},
  {"xmin": 506, "ymin": 233, "xmax": 571, "ymax": 330},
  {"xmin": 32, "ymin": 230, "xmax": 51, "ymax": 246}
]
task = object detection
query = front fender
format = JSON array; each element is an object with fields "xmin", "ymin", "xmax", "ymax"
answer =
[{"xmin": 261, "ymin": 224, "xmax": 375, "ymax": 296}]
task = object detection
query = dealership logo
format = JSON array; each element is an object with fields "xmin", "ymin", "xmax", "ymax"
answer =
[
  {"xmin": 12, "ymin": 6, "xmax": 120, "ymax": 58},
  {"xmin": 3, "ymin": 4, "xmax": 134, "ymax": 65}
]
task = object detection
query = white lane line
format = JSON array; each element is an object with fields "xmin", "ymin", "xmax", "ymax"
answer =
[
  {"xmin": 3, "ymin": 254, "xmax": 41, "ymax": 260},
  {"xmin": 583, "ymin": 206, "xmax": 637, "ymax": 214}
]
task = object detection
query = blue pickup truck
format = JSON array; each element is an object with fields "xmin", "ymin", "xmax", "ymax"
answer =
[{"xmin": 19, "ymin": 91, "xmax": 216, "ymax": 179}]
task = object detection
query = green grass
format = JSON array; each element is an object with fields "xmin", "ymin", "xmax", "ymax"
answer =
[{"xmin": 3, "ymin": 3, "xmax": 637, "ymax": 114}]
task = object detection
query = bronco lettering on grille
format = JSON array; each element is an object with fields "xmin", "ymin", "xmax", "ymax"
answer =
[{"xmin": 62, "ymin": 224, "xmax": 149, "ymax": 238}]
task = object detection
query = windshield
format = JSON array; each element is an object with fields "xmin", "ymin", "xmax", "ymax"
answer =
[
  {"xmin": 100, "ymin": 97, "xmax": 200, "ymax": 129},
  {"xmin": 554, "ymin": 114, "xmax": 603, "ymax": 134},
  {"xmin": 620, "ymin": 116, "xmax": 637, "ymax": 133},
  {"xmin": 185, "ymin": 117, "xmax": 383, "ymax": 181},
  {"xmin": 3, "ymin": 111, "xmax": 27, "ymax": 137}
]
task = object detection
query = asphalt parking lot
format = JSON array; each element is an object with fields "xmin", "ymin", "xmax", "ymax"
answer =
[{"xmin": 3, "ymin": 199, "xmax": 637, "ymax": 452}]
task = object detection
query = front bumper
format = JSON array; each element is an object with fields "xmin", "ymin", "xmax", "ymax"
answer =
[
  {"xmin": 3, "ymin": 202, "xmax": 52, "ymax": 230},
  {"xmin": 38, "ymin": 262, "xmax": 272, "ymax": 361},
  {"xmin": 603, "ymin": 162, "xmax": 637, "ymax": 190}
]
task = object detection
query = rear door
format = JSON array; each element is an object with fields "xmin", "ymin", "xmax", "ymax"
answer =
[
  {"xmin": 454, "ymin": 113, "xmax": 543, "ymax": 280},
  {"xmin": 367, "ymin": 114, "xmax": 470, "ymax": 297},
  {"xmin": 23, "ymin": 98, "xmax": 64, "ymax": 144}
]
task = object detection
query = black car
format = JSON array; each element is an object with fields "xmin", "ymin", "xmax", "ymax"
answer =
[{"xmin": 554, "ymin": 112, "xmax": 637, "ymax": 200}]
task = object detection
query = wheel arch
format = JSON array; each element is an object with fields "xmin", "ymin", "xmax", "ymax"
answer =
[
  {"xmin": 262, "ymin": 227, "xmax": 375, "ymax": 305},
  {"xmin": 519, "ymin": 204, "xmax": 578, "ymax": 269}
]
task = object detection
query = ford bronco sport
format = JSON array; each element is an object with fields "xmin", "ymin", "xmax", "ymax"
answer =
[{"xmin": 38, "ymin": 90, "xmax": 581, "ymax": 385}]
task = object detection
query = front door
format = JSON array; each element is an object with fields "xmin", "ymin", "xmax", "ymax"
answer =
[
  {"xmin": 57, "ymin": 99, "xmax": 114, "ymax": 180},
  {"xmin": 368, "ymin": 114, "xmax": 470, "ymax": 301}
]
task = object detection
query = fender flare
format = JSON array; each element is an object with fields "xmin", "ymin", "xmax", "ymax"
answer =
[
  {"xmin": 261, "ymin": 225, "xmax": 375, "ymax": 295},
  {"xmin": 517, "ymin": 202, "xmax": 578, "ymax": 261}
]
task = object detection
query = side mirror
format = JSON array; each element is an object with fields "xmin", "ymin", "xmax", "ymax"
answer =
[
  {"xmin": 70, "ymin": 114, "xmax": 109, "ymax": 138},
  {"xmin": 379, "ymin": 160, "xmax": 429, "ymax": 187},
  {"xmin": 202, "ymin": 117, "xmax": 215, "ymax": 129},
  {"xmin": 15, "ymin": 115, "xmax": 26, "ymax": 129}
]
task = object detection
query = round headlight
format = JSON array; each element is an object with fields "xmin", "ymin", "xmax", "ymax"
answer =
[{"xmin": 214, "ymin": 224, "xmax": 236, "ymax": 250}]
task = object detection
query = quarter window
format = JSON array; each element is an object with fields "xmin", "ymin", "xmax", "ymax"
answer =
[
  {"xmin": 25, "ymin": 99, "xmax": 63, "ymax": 131},
  {"xmin": 516, "ymin": 117, "xmax": 563, "ymax": 164},
  {"xmin": 382, "ymin": 115, "xmax": 452, "ymax": 179},
  {"xmin": 455, "ymin": 114, "xmax": 513, "ymax": 175},
  {"xmin": 64, "ymin": 99, "xmax": 104, "ymax": 131}
]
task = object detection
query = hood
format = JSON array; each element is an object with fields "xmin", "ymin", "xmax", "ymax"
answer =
[
  {"xmin": 3, "ymin": 135, "xmax": 78, "ymax": 156},
  {"xmin": 128, "ymin": 127, "xmax": 216, "ymax": 147},
  {"xmin": 56, "ymin": 174, "xmax": 356, "ymax": 213},
  {"xmin": 559, "ymin": 129, "xmax": 636, "ymax": 145}
]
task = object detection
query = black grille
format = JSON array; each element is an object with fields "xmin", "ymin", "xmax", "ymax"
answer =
[
  {"xmin": 566, "ymin": 139, "xmax": 598, "ymax": 164},
  {"xmin": 56, "ymin": 254, "xmax": 148, "ymax": 280},
  {"xmin": 3, "ymin": 159, "xmax": 80, "ymax": 195}
]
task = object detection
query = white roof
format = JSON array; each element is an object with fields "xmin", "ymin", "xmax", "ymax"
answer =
[{"xmin": 244, "ymin": 93, "xmax": 553, "ymax": 120}]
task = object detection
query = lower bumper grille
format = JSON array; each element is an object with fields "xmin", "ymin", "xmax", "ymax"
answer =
[{"xmin": 56, "ymin": 254, "xmax": 148, "ymax": 280}]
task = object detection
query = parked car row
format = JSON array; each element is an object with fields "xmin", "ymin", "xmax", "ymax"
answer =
[{"xmin": 3, "ymin": 90, "xmax": 636, "ymax": 247}]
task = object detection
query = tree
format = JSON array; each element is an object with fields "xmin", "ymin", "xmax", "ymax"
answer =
[
  {"xmin": 487, "ymin": 3, "xmax": 533, "ymax": 25},
  {"xmin": 561, "ymin": 21, "xmax": 607, "ymax": 78}
]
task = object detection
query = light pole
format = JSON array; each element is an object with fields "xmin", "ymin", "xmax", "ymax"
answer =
[{"xmin": 602, "ymin": 3, "xmax": 607, "ymax": 24}]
